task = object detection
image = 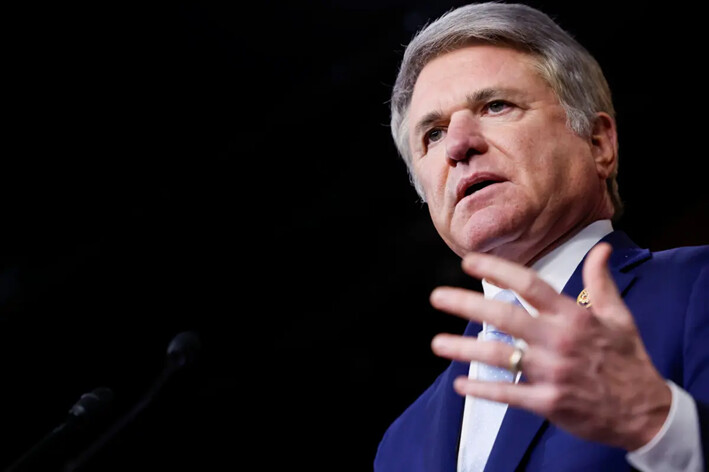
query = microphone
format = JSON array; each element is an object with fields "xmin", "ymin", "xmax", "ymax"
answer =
[
  {"xmin": 165, "ymin": 330, "xmax": 202, "ymax": 373},
  {"xmin": 6, "ymin": 387, "xmax": 114, "ymax": 472},
  {"xmin": 63, "ymin": 330, "xmax": 201, "ymax": 471}
]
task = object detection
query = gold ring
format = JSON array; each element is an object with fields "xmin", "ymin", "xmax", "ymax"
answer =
[{"xmin": 508, "ymin": 346, "xmax": 524, "ymax": 375}]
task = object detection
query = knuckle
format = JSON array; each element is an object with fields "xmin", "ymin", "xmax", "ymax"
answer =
[
  {"xmin": 548, "ymin": 360, "xmax": 573, "ymax": 383},
  {"xmin": 500, "ymin": 304, "xmax": 518, "ymax": 327},
  {"xmin": 456, "ymin": 342, "xmax": 477, "ymax": 360},
  {"xmin": 481, "ymin": 341, "xmax": 507, "ymax": 367},
  {"xmin": 544, "ymin": 385, "xmax": 568, "ymax": 413},
  {"xmin": 551, "ymin": 331, "xmax": 575, "ymax": 355},
  {"xmin": 489, "ymin": 382, "xmax": 509, "ymax": 402},
  {"xmin": 573, "ymin": 306, "xmax": 594, "ymax": 326},
  {"xmin": 519, "ymin": 272, "xmax": 537, "ymax": 295}
]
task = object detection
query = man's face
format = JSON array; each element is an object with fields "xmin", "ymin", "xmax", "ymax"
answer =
[{"xmin": 407, "ymin": 44, "xmax": 612, "ymax": 263}]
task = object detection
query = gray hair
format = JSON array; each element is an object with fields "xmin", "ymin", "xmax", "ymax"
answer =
[{"xmin": 390, "ymin": 2, "xmax": 622, "ymax": 219}]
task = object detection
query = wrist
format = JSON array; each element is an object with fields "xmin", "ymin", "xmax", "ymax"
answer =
[{"xmin": 623, "ymin": 380, "xmax": 672, "ymax": 451}]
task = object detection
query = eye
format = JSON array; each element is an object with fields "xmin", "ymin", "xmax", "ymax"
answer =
[
  {"xmin": 485, "ymin": 100, "xmax": 511, "ymax": 114},
  {"xmin": 425, "ymin": 127, "xmax": 446, "ymax": 145}
]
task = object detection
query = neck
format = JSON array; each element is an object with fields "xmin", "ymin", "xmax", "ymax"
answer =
[{"xmin": 510, "ymin": 215, "xmax": 610, "ymax": 267}]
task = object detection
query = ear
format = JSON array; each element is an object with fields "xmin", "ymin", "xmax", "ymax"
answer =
[{"xmin": 590, "ymin": 112, "xmax": 618, "ymax": 179}]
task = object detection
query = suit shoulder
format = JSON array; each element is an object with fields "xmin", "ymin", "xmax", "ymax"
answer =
[
  {"xmin": 635, "ymin": 245, "xmax": 709, "ymax": 299},
  {"xmin": 649, "ymin": 244, "xmax": 709, "ymax": 271}
]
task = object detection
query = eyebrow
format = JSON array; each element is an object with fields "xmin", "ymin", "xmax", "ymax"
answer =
[{"xmin": 412, "ymin": 88, "xmax": 508, "ymax": 139}]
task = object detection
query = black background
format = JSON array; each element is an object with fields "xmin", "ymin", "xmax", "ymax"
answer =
[{"xmin": 1, "ymin": 1, "xmax": 707, "ymax": 471}]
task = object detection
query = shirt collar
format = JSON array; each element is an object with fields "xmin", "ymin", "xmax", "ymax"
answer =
[{"xmin": 482, "ymin": 219, "xmax": 613, "ymax": 315}]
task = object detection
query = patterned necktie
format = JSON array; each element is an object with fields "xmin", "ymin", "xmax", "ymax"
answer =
[{"xmin": 457, "ymin": 289, "xmax": 522, "ymax": 472}]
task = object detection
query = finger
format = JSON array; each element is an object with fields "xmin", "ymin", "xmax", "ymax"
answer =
[
  {"xmin": 581, "ymin": 243, "xmax": 631, "ymax": 324},
  {"xmin": 431, "ymin": 333, "xmax": 517, "ymax": 365},
  {"xmin": 433, "ymin": 334, "xmax": 554, "ymax": 382},
  {"xmin": 430, "ymin": 287, "xmax": 543, "ymax": 343},
  {"xmin": 452, "ymin": 376, "xmax": 555, "ymax": 414},
  {"xmin": 461, "ymin": 252, "xmax": 577, "ymax": 315}
]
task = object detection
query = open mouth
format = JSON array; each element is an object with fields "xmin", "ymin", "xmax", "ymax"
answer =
[{"xmin": 464, "ymin": 179, "xmax": 501, "ymax": 197}]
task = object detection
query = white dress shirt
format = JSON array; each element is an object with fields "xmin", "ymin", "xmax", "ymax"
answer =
[{"xmin": 457, "ymin": 220, "xmax": 703, "ymax": 472}]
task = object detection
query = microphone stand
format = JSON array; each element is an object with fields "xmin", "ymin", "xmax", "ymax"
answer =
[
  {"xmin": 5, "ymin": 387, "xmax": 114, "ymax": 472},
  {"xmin": 63, "ymin": 331, "xmax": 201, "ymax": 472}
]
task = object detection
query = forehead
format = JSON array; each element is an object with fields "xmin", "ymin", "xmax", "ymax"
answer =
[{"xmin": 409, "ymin": 44, "xmax": 549, "ymax": 117}]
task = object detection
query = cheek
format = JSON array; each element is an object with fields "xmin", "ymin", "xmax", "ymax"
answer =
[
  {"xmin": 532, "ymin": 146, "xmax": 596, "ymax": 205},
  {"xmin": 502, "ymin": 136, "xmax": 552, "ymax": 190},
  {"xmin": 414, "ymin": 158, "xmax": 447, "ymax": 202},
  {"xmin": 516, "ymin": 131, "xmax": 582, "ymax": 181}
]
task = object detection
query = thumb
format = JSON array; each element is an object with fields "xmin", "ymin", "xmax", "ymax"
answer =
[{"xmin": 582, "ymin": 242, "xmax": 631, "ymax": 324}]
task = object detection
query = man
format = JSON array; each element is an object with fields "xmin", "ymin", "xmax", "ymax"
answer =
[{"xmin": 374, "ymin": 2, "xmax": 708, "ymax": 471}]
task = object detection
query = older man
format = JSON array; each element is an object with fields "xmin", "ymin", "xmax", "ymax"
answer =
[{"xmin": 375, "ymin": 3, "xmax": 708, "ymax": 471}]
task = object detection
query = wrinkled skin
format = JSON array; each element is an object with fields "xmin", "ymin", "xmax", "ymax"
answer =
[{"xmin": 408, "ymin": 45, "xmax": 671, "ymax": 450}]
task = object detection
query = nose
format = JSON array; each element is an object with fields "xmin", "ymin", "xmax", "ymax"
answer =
[{"xmin": 445, "ymin": 110, "xmax": 488, "ymax": 162}]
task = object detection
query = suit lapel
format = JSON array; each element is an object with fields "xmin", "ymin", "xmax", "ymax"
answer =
[
  {"xmin": 434, "ymin": 359, "xmax": 473, "ymax": 471},
  {"xmin": 483, "ymin": 405, "xmax": 546, "ymax": 471},
  {"xmin": 564, "ymin": 230, "xmax": 649, "ymax": 305},
  {"xmin": 418, "ymin": 320, "xmax": 482, "ymax": 471},
  {"xmin": 482, "ymin": 231, "xmax": 649, "ymax": 471}
]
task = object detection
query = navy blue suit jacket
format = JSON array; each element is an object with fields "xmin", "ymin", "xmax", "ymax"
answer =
[{"xmin": 375, "ymin": 231, "xmax": 709, "ymax": 471}]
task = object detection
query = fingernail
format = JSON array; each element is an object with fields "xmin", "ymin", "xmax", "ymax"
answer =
[
  {"xmin": 461, "ymin": 254, "xmax": 477, "ymax": 269},
  {"xmin": 430, "ymin": 288, "xmax": 445, "ymax": 302},
  {"xmin": 431, "ymin": 335, "xmax": 449, "ymax": 351},
  {"xmin": 453, "ymin": 376, "xmax": 469, "ymax": 392}
]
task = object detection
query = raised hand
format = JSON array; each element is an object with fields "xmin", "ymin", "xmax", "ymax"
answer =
[{"xmin": 429, "ymin": 243, "xmax": 671, "ymax": 450}]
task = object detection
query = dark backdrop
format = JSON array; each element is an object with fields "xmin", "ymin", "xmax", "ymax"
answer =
[{"xmin": 1, "ymin": 1, "xmax": 706, "ymax": 471}]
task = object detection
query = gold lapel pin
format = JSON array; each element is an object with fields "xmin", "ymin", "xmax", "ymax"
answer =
[{"xmin": 577, "ymin": 288, "xmax": 592, "ymax": 308}]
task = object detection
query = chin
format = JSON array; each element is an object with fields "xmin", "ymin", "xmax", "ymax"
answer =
[{"xmin": 453, "ymin": 212, "xmax": 529, "ymax": 258}]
